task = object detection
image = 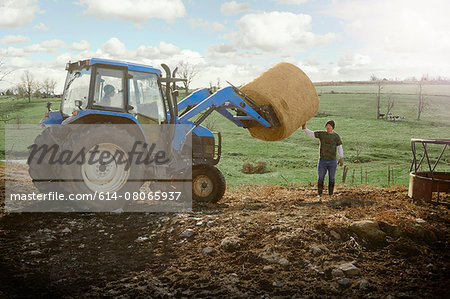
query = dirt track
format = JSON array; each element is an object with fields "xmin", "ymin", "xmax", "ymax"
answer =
[{"xmin": 1, "ymin": 181, "xmax": 449, "ymax": 298}]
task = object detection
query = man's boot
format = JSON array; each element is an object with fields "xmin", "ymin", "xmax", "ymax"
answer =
[
  {"xmin": 318, "ymin": 182, "xmax": 324, "ymax": 196},
  {"xmin": 329, "ymin": 182, "xmax": 335, "ymax": 196}
]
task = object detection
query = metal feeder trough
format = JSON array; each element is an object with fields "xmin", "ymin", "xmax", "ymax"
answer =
[{"xmin": 408, "ymin": 139, "xmax": 450, "ymax": 202}]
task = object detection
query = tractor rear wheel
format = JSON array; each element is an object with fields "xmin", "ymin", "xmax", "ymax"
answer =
[
  {"xmin": 192, "ymin": 165, "xmax": 226, "ymax": 203},
  {"xmin": 28, "ymin": 126, "xmax": 68, "ymax": 193},
  {"xmin": 57, "ymin": 125, "xmax": 146, "ymax": 211}
]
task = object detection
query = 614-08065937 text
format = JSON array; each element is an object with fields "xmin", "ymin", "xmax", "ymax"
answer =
[{"xmin": 9, "ymin": 191, "xmax": 183, "ymax": 202}]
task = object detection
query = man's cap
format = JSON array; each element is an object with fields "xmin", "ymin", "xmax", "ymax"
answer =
[{"xmin": 325, "ymin": 120, "xmax": 335, "ymax": 129}]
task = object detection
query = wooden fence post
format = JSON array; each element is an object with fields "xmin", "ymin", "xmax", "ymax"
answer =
[
  {"xmin": 342, "ymin": 166, "xmax": 348, "ymax": 184},
  {"xmin": 388, "ymin": 165, "xmax": 391, "ymax": 185}
]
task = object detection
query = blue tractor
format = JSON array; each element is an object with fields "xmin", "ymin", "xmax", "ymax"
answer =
[{"xmin": 28, "ymin": 58, "xmax": 280, "ymax": 204}]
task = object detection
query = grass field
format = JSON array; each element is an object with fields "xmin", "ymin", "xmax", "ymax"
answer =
[
  {"xmin": 1, "ymin": 83, "xmax": 449, "ymax": 188},
  {"xmin": 0, "ymin": 97, "xmax": 61, "ymax": 159},
  {"xmin": 208, "ymin": 83, "xmax": 450, "ymax": 187}
]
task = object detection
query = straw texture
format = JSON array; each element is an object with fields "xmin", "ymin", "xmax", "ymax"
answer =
[{"xmin": 241, "ymin": 62, "xmax": 319, "ymax": 141}]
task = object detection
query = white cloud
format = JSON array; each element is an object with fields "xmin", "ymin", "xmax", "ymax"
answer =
[
  {"xmin": 69, "ymin": 40, "xmax": 90, "ymax": 52},
  {"xmin": 33, "ymin": 22, "xmax": 49, "ymax": 30},
  {"xmin": 275, "ymin": 0, "xmax": 309, "ymax": 4},
  {"xmin": 0, "ymin": 0, "xmax": 39, "ymax": 28},
  {"xmin": 157, "ymin": 42, "xmax": 181, "ymax": 56},
  {"xmin": 208, "ymin": 44, "xmax": 237, "ymax": 55},
  {"xmin": 134, "ymin": 42, "xmax": 181, "ymax": 60},
  {"xmin": 302, "ymin": 56, "xmax": 321, "ymax": 67},
  {"xmin": 196, "ymin": 63, "xmax": 264, "ymax": 87},
  {"xmin": 0, "ymin": 56, "xmax": 69, "ymax": 92},
  {"xmin": 101, "ymin": 37, "xmax": 127, "ymax": 57},
  {"xmin": 206, "ymin": 44, "xmax": 238, "ymax": 62},
  {"xmin": 78, "ymin": 0, "xmax": 186, "ymax": 23},
  {"xmin": 96, "ymin": 38, "xmax": 204, "ymax": 71},
  {"xmin": 189, "ymin": 18, "xmax": 225, "ymax": 32},
  {"xmin": 0, "ymin": 35, "xmax": 29, "ymax": 44},
  {"xmin": 337, "ymin": 52, "xmax": 372, "ymax": 75},
  {"xmin": 225, "ymin": 11, "xmax": 338, "ymax": 52},
  {"xmin": 220, "ymin": 1, "xmax": 250, "ymax": 16},
  {"xmin": 0, "ymin": 47, "xmax": 28, "ymax": 57},
  {"xmin": 323, "ymin": 0, "xmax": 450, "ymax": 79},
  {"xmin": 324, "ymin": 0, "xmax": 450, "ymax": 53},
  {"xmin": 24, "ymin": 40, "xmax": 66, "ymax": 53}
]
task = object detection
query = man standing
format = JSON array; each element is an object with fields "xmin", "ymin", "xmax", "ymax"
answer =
[{"xmin": 302, "ymin": 120, "xmax": 344, "ymax": 197}]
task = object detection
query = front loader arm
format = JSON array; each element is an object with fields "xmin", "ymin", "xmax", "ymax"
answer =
[
  {"xmin": 177, "ymin": 86, "xmax": 275, "ymax": 128},
  {"xmin": 176, "ymin": 88, "xmax": 210, "ymax": 112}
]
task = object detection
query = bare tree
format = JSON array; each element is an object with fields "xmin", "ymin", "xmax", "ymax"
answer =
[
  {"xmin": 18, "ymin": 71, "xmax": 39, "ymax": 103},
  {"xmin": 376, "ymin": 79, "xmax": 383, "ymax": 119},
  {"xmin": 417, "ymin": 78, "xmax": 427, "ymax": 121},
  {"xmin": 216, "ymin": 77, "xmax": 221, "ymax": 90},
  {"xmin": 386, "ymin": 95, "xmax": 394, "ymax": 116},
  {"xmin": 0, "ymin": 55, "xmax": 14, "ymax": 83},
  {"xmin": 176, "ymin": 61, "xmax": 198, "ymax": 93},
  {"xmin": 209, "ymin": 78, "xmax": 222, "ymax": 93},
  {"xmin": 42, "ymin": 78, "xmax": 57, "ymax": 98}
]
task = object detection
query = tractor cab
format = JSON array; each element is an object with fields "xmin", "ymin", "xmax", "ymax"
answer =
[{"xmin": 61, "ymin": 58, "xmax": 167, "ymax": 124}]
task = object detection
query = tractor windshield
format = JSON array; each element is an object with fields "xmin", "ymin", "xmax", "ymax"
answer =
[
  {"xmin": 61, "ymin": 68, "xmax": 91, "ymax": 116},
  {"xmin": 128, "ymin": 71, "xmax": 166, "ymax": 124}
]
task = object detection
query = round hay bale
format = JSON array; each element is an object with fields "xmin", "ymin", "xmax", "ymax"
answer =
[{"xmin": 241, "ymin": 62, "xmax": 319, "ymax": 141}]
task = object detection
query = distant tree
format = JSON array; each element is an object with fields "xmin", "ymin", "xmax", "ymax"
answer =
[
  {"xmin": 18, "ymin": 71, "xmax": 39, "ymax": 103},
  {"xmin": 33, "ymin": 89, "xmax": 44, "ymax": 98},
  {"xmin": 376, "ymin": 80, "xmax": 383, "ymax": 119},
  {"xmin": 209, "ymin": 78, "xmax": 222, "ymax": 93},
  {"xmin": 386, "ymin": 95, "xmax": 394, "ymax": 116},
  {"xmin": 216, "ymin": 77, "xmax": 221, "ymax": 90},
  {"xmin": 0, "ymin": 55, "xmax": 14, "ymax": 83},
  {"xmin": 417, "ymin": 78, "xmax": 428, "ymax": 121},
  {"xmin": 370, "ymin": 74, "xmax": 378, "ymax": 81},
  {"xmin": 176, "ymin": 61, "xmax": 198, "ymax": 93},
  {"xmin": 42, "ymin": 78, "xmax": 57, "ymax": 98}
]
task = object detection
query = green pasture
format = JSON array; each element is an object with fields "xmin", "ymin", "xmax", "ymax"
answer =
[
  {"xmin": 0, "ymin": 97, "xmax": 62, "ymax": 158},
  {"xmin": 209, "ymin": 83, "xmax": 450, "ymax": 187},
  {"xmin": 1, "ymin": 83, "xmax": 449, "ymax": 188}
]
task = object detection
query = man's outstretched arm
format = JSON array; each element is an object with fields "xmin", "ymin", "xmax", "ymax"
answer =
[{"xmin": 302, "ymin": 124, "xmax": 315, "ymax": 138}]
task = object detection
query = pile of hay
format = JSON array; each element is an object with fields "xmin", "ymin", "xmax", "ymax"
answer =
[
  {"xmin": 242, "ymin": 161, "xmax": 269, "ymax": 174},
  {"xmin": 241, "ymin": 63, "xmax": 319, "ymax": 141}
]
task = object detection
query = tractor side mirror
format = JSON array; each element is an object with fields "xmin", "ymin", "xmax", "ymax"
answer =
[
  {"xmin": 172, "ymin": 90, "xmax": 179, "ymax": 97},
  {"xmin": 74, "ymin": 100, "xmax": 83, "ymax": 110},
  {"xmin": 46, "ymin": 101, "xmax": 52, "ymax": 112}
]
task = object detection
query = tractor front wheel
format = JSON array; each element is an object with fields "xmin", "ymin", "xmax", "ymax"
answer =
[{"xmin": 192, "ymin": 165, "xmax": 226, "ymax": 203}]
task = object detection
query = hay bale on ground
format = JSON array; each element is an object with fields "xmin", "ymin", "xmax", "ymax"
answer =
[
  {"xmin": 241, "ymin": 62, "xmax": 319, "ymax": 141},
  {"xmin": 242, "ymin": 161, "xmax": 269, "ymax": 174}
]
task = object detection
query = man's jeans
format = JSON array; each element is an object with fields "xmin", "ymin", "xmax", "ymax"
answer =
[{"xmin": 318, "ymin": 158, "xmax": 337, "ymax": 183}]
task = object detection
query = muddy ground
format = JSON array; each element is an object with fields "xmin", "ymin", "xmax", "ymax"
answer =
[{"xmin": 1, "ymin": 174, "xmax": 449, "ymax": 298}]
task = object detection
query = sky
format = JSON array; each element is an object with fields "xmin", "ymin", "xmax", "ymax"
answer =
[{"xmin": 0, "ymin": 0, "xmax": 449, "ymax": 92}]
